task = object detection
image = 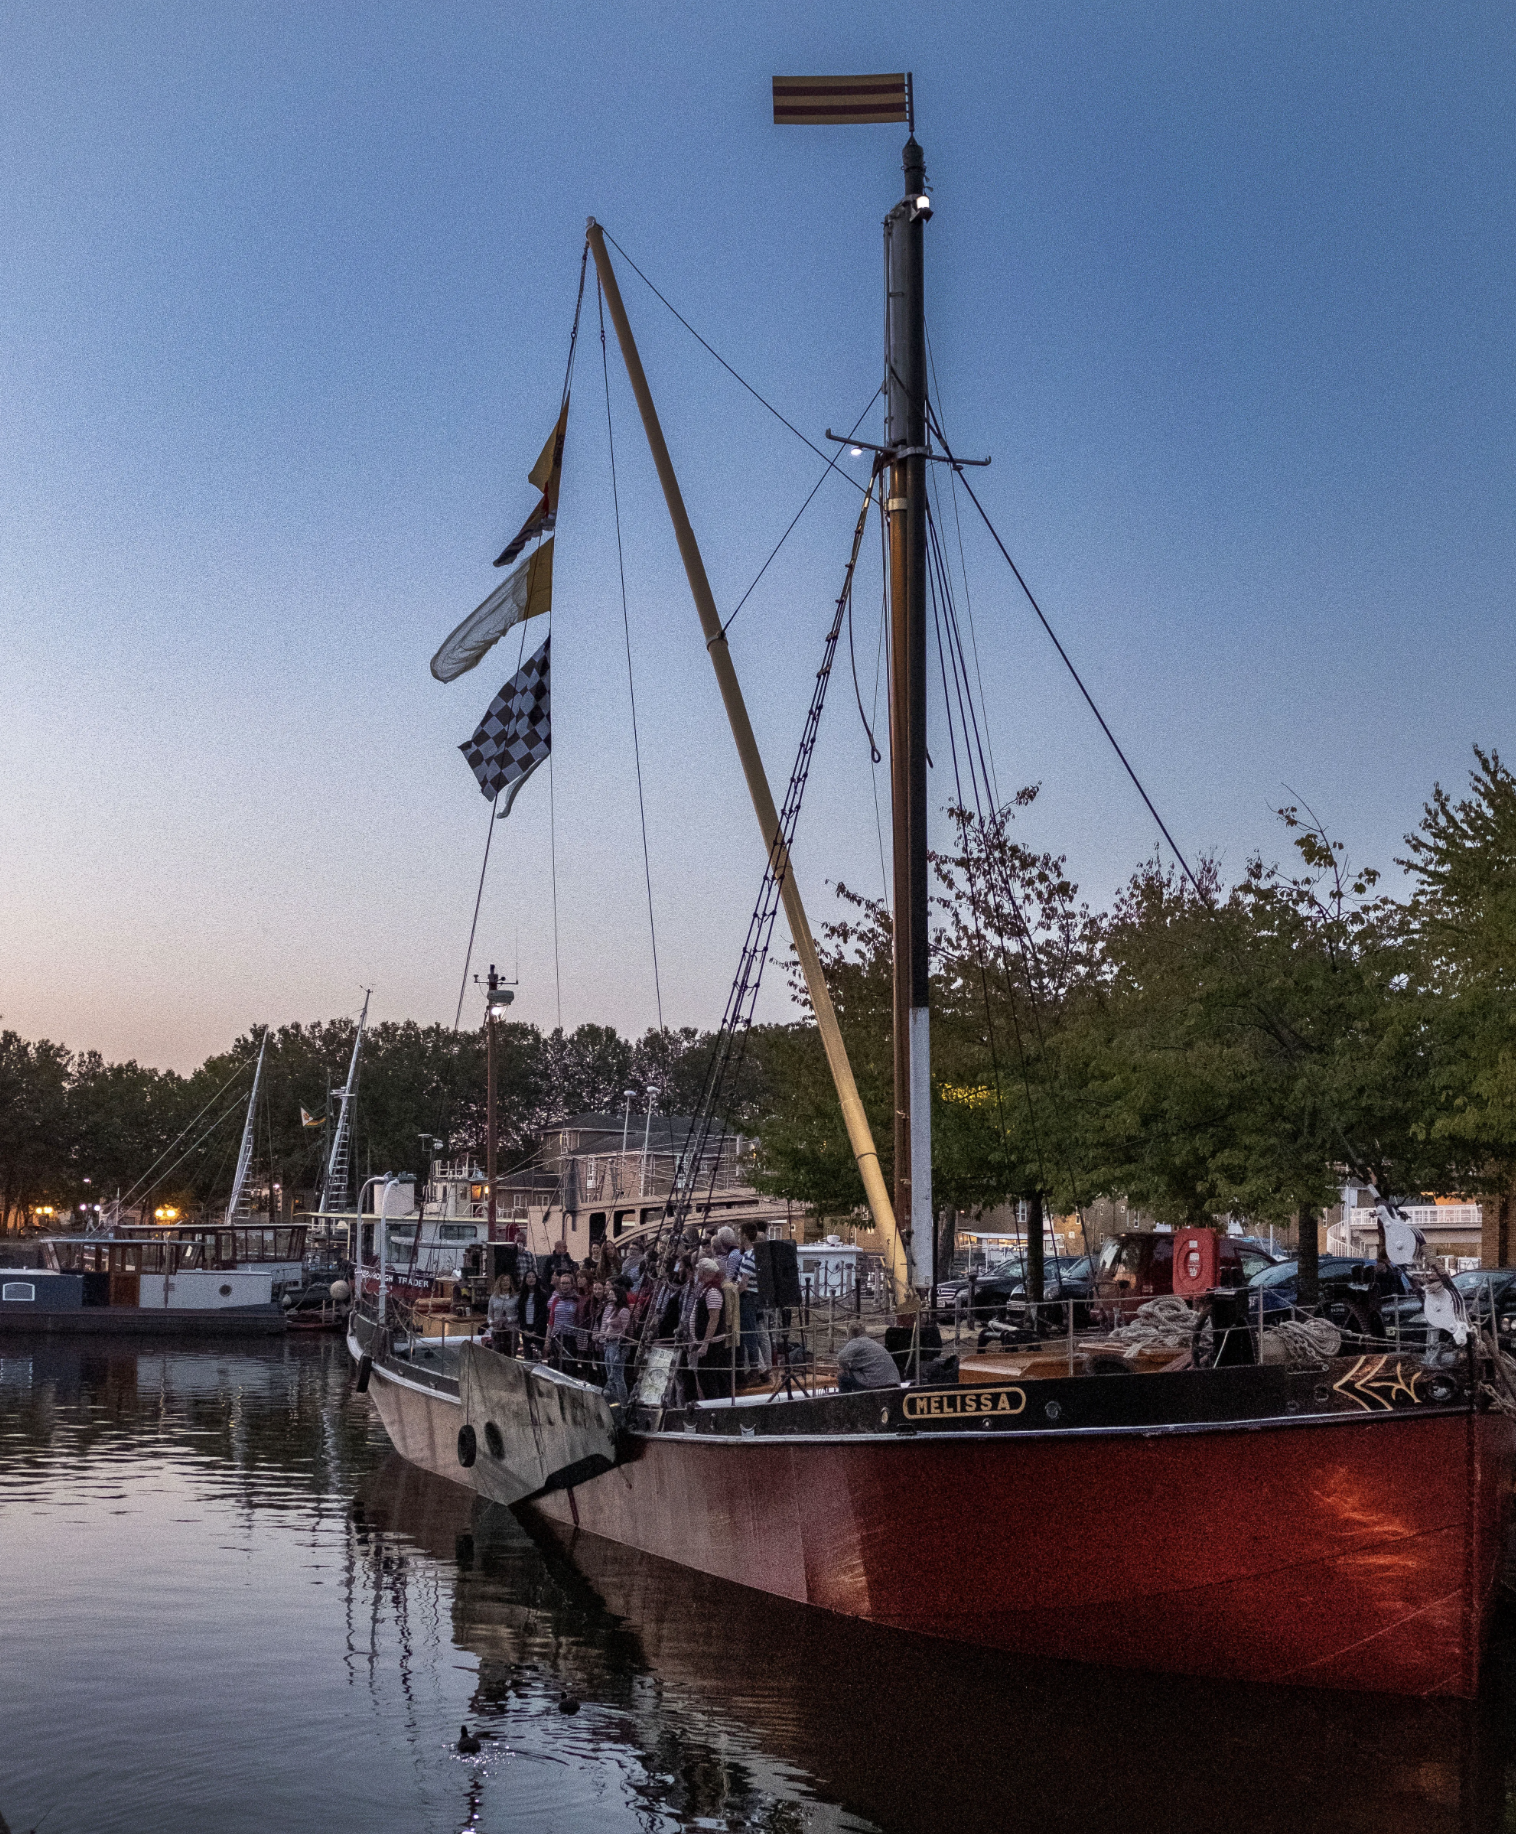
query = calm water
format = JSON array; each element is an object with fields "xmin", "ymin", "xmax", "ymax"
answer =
[{"xmin": 3, "ymin": 1338, "xmax": 1516, "ymax": 1834}]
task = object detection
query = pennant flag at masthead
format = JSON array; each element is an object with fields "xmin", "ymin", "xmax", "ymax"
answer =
[
  {"xmin": 459, "ymin": 636, "xmax": 551, "ymax": 818},
  {"xmin": 772, "ymin": 73, "xmax": 910, "ymax": 126}
]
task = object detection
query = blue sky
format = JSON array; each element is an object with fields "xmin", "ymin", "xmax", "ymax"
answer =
[{"xmin": 2, "ymin": 1, "xmax": 1512, "ymax": 1070}]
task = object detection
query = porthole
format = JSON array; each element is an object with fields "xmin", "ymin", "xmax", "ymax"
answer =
[
  {"xmin": 219, "ymin": 1284, "xmax": 233, "ymax": 1298},
  {"xmin": 1044, "ymin": 1400, "xmax": 1062, "ymax": 1421},
  {"xmin": 1313, "ymin": 1385, "xmax": 1331, "ymax": 1405},
  {"xmin": 457, "ymin": 1424, "xmax": 478, "ymax": 1468},
  {"xmin": 484, "ymin": 1421, "xmax": 505, "ymax": 1460}
]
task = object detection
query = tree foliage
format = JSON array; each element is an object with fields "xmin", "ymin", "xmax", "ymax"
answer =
[{"xmin": 8, "ymin": 747, "xmax": 1514, "ymax": 1237}]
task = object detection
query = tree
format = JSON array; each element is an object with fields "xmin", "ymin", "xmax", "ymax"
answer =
[
  {"xmin": 0, "ymin": 1031, "xmax": 71, "ymax": 1228},
  {"xmin": 748, "ymin": 886, "xmax": 895, "ymax": 1221},
  {"xmin": 1061, "ymin": 810, "xmax": 1426, "ymax": 1233},
  {"xmin": 1400, "ymin": 745, "xmax": 1516, "ymax": 1188}
]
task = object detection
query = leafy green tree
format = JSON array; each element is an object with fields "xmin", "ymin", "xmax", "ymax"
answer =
[
  {"xmin": 747, "ymin": 886, "xmax": 895, "ymax": 1221},
  {"xmin": 1061, "ymin": 811, "xmax": 1426, "ymax": 1231},
  {"xmin": 0, "ymin": 1032, "xmax": 72, "ymax": 1227},
  {"xmin": 1400, "ymin": 746, "xmax": 1516, "ymax": 1187}
]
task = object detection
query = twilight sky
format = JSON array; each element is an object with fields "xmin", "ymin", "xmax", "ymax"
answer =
[{"xmin": 2, "ymin": 2, "xmax": 1512, "ymax": 1072}]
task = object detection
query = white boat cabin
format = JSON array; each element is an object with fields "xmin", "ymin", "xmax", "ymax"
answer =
[{"xmin": 41, "ymin": 1225, "xmax": 307, "ymax": 1310}]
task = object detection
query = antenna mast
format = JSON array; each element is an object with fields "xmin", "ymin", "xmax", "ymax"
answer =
[
  {"xmin": 321, "ymin": 991, "xmax": 370, "ymax": 1214},
  {"xmin": 224, "ymin": 1029, "xmax": 268, "ymax": 1226}
]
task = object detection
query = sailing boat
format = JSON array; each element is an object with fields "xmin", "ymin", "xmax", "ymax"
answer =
[
  {"xmin": 18, "ymin": 1027, "xmax": 308, "ymax": 1333},
  {"xmin": 349, "ymin": 77, "xmax": 1515, "ymax": 1699}
]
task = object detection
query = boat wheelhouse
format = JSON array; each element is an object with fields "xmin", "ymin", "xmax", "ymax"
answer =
[{"xmin": 37, "ymin": 1224, "xmax": 306, "ymax": 1311}]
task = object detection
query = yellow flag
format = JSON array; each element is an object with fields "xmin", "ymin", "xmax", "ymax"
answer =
[{"xmin": 496, "ymin": 398, "xmax": 569, "ymax": 567}]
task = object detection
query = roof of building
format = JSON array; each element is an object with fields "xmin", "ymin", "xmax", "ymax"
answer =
[{"xmin": 546, "ymin": 1112, "xmax": 708, "ymax": 1147}]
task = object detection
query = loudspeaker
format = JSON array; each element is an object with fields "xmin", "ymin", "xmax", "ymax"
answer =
[{"xmin": 754, "ymin": 1238, "xmax": 803, "ymax": 1310}]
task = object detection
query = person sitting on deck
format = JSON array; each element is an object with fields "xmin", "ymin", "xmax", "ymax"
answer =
[{"xmin": 836, "ymin": 1322, "xmax": 902, "ymax": 1392}]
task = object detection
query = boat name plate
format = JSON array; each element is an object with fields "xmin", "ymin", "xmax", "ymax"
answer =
[{"xmin": 902, "ymin": 1385, "xmax": 1026, "ymax": 1421}]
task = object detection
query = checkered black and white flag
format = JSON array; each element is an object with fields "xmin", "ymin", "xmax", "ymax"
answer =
[{"xmin": 458, "ymin": 636, "xmax": 550, "ymax": 817}]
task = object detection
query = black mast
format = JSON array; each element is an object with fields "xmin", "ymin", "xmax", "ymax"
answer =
[{"xmin": 885, "ymin": 136, "xmax": 933, "ymax": 1286}]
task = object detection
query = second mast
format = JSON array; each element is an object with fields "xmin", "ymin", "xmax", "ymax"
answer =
[{"xmin": 886, "ymin": 138, "xmax": 933, "ymax": 1287}]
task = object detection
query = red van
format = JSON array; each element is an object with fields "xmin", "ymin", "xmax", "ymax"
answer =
[{"xmin": 1093, "ymin": 1231, "xmax": 1277, "ymax": 1319}]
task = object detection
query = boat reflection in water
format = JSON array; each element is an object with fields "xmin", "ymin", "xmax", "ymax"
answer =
[{"xmin": 356, "ymin": 1453, "xmax": 1516, "ymax": 1834}]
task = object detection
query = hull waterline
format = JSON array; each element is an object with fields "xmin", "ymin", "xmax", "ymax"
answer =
[{"xmin": 349, "ymin": 1326, "xmax": 1514, "ymax": 1697}]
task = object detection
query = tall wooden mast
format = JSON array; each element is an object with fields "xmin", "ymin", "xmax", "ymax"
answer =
[
  {"xmin": 585, "ymin": 220, "xmax": 911, "ymax": 1304},
  {"xmin": 885, "ymin": 140, "xmax": 933, "ymax": 1286}
]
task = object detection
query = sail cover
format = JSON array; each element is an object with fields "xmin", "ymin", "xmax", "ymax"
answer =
[
  {"xmin": 772, "ymin": 74, "xmax": 909, "ymax": 124},
  {"xmin": 430, "ymin": 538, "xmax": 553, "ymax": 684},
  {"xmin": 459, "ymin": 636, "xmax": 550, "ymax": 817}
]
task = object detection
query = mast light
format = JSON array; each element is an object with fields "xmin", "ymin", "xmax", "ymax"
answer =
[{"xmin": 909, "ymin": 193, "xmax": 933, "ymax": 221}]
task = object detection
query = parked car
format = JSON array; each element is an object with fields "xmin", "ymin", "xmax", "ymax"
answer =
[
  {"xmin": 999, "ymin": 1256, "xmax": 1098, "ymax": 1335},
  {"xmin": 935, "ymin": 1256, "xmax": 1026, "ymax": 1321},
  {"xmin": 1246, "ymin": 1255, "xmax": 1429, "ymax": 1344},
  {"xmin": 1452, "ymin": 1267, "xmax": 1516, "ymax": 1336},
  {"xmin": 1093, "ymin": 1231, "xmax": 1278, "ymax": 1320}
]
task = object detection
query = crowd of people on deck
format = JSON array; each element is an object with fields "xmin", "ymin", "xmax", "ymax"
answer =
[{"xmin": 478, "ymin": 1220, "xmax": 788, "ymax": 1404}]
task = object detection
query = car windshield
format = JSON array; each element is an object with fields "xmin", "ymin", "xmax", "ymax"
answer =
[
  {"xmin": 1249, "ymin": 1255, "xmax": 1377, "ymax": 1289},
  {"xmin": 1454, "ymin": 1269, "xmax": 1512, "ymax": 1295},
  {"xmin": 1096, "ymin": 1238, "xmax": 1145, "ymax": 1280}
]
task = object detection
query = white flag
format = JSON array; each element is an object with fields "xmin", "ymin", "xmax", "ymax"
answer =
[{"xmin": 430, "ymin": 539, "xmax": 553, "ymax": 684}]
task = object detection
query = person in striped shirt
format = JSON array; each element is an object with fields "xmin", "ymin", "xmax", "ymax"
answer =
[{"xmin": 736, "ymin": 1223, "xmax": 762, "ymax": 1376}]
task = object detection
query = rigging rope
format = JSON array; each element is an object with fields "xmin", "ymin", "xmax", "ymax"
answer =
[
  {"xmin": 634, "ymin": 467, "xmax": 884, "ymax": 1311},
  {"xmin": 449, "ymin": 248, "xmax": 590, "ymax": 1038},
  {"xmin": 925, "ymin": 321, "xmax": 1000, "ymax": 808},
  {"xmin": 598, "ymin": 277, "xmax": 664, "ymax": 1029},
  {"xmin": 453, "ymin": 792, "xmax": 502, "ymax": 1030},
  {"xmin": 923, "ymin": 470, "xmax": 1095, "ymax": 1264},
  {"xmin": 115, "ymin": 1053, "xmax": 255, "ymax": 1209},
  {"xmin": 720, "ymin": 390, "xmax": 881, "ymax": 637},
  {"xmin": 601, "ymin": 229, "xmax": 870, "ymax": 491},
  {"xmin": 924, "ymin": 397, "xmax": 1203, "ymax": 900}
]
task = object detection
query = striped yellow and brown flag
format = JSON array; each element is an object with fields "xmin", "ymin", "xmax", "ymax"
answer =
[{"xmin": 772, "ymin": 73, "xmax": 910, "ymax": 126}]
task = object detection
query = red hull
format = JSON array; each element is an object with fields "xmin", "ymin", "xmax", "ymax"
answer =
[
  {"xmin": 528, "ymin": 1412, "xmax": 1511, "ymax": 1697},
  {"xmin": 359, "ymin": 1348, "xmax": 1513, "ymax": 1697}
]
